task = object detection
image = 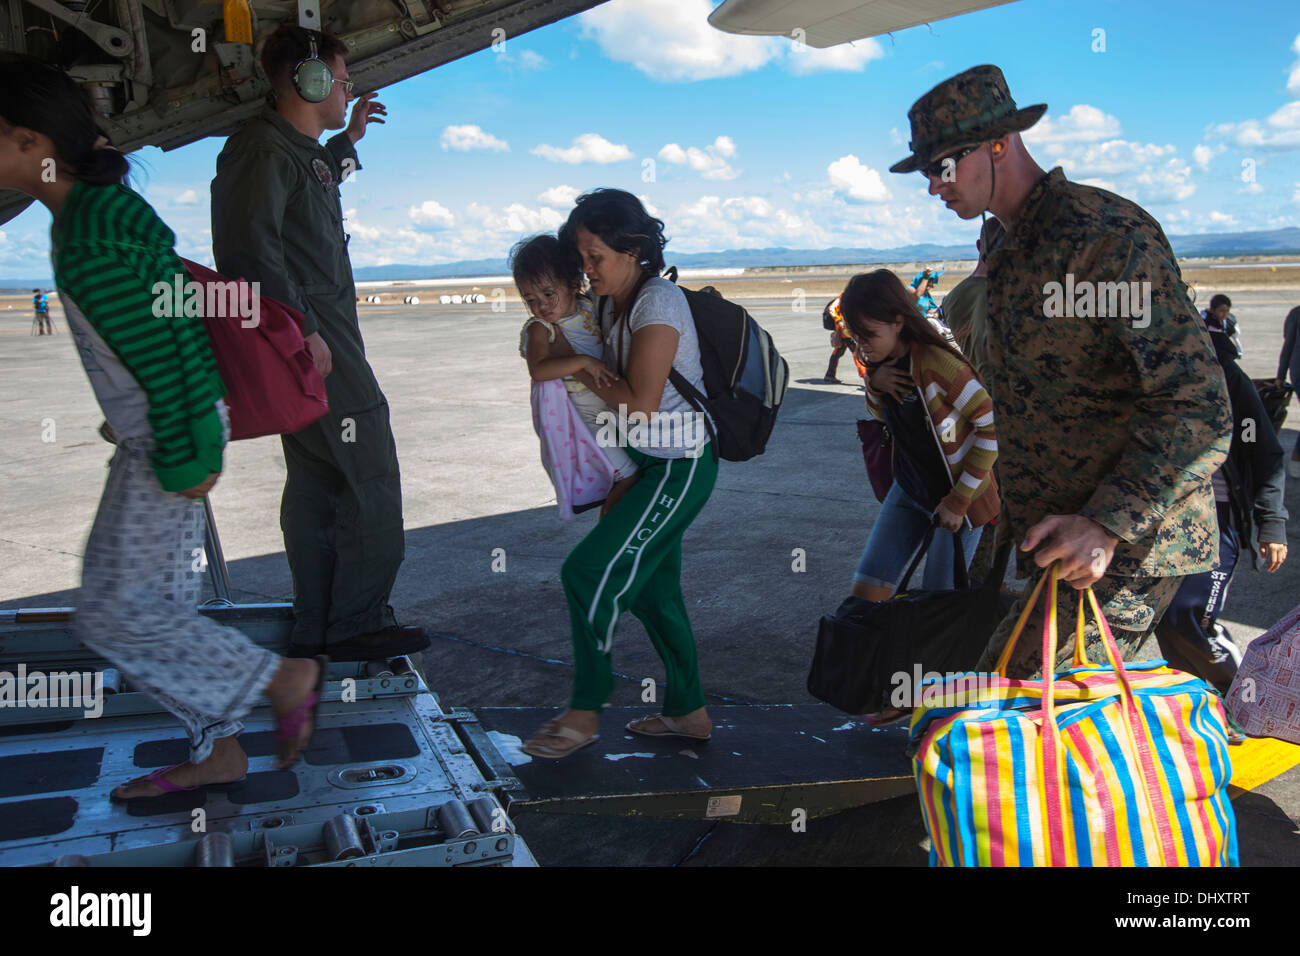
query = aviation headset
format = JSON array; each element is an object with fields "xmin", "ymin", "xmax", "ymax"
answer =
[{"xmin": 292, "ymin": 32, "xmax": 335, "ymax": 103}]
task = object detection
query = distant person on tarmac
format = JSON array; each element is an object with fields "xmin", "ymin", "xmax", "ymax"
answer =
[
  {"xmin": 0, "ymin": 56, "xmax": 325, "ymax": 798},
  {"xmin": 823, "ymin": 293, "xmax": 866, "ymax": 383},
  {"xmin": 1156, "ymin": 327, "xmax": 1287, "ymax": 723},
  {"xmin": 1276, "ymin": 304, "xmax": 1300, "ymax": 478},
  {"xmin": 1202, "ymin": 293, "xmax": 1243, "ymax": 359},
  {"xmin": 32, "ymin": 287, "xmax": 51, "ymax": 334},
  {"xmin": 211, "ymin": 26, "xmax": 427, "ymax": 662},
  {"xmin": 892, "ymin": 64, "xmax": 1232, "ymax": 678},
  {"xmin": 521, "ymin": 189, "xmax": 718, "ymax": 758}
]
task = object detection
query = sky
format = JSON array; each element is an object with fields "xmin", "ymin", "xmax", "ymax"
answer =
[{"xmin": 3, "ymin": 0, "xmax": 1300, "ymax": 278}]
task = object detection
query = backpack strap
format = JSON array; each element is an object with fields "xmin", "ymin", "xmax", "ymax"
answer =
[{"xmin": 668, "ymin": 368, "xmax": 720, "ymax": 464}]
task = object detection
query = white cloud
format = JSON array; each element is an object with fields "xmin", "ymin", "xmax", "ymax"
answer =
[
  {"xmin": 531, "ymin": 133, "xmax": 634, "ymax": 164},
  {"xmin": 517, "ymin": 50, "xmax": 548, "ymax": 71},
  {"xmin": 579, "ymin": 0, "xmax": 772, "ymax": 82},
  {"xmin": 1131, "ymin": 158, "xmax": 1196, "ymax": 204},
  {"xmin": 1023, "ymin": 105, "xmax": 1122, "ymax": 145},
  {"xmin": 1192, "ymin": 143, "xmax": 1225, "ymax": 170},
  {"xmin": 1241, "ymin": 182, "xmax": 1265, "ymax": 194},
  {"xmin": 174, "ymin": 189, "xmax": 199, "ymax": 205},
  {"xmin": 1288, "ymin": 32, "xmax": 1300, "ymax": 95},
  {"xmin": 538, "ymin": 185, "xmax": 580, "ymax": 206},
  {"xmin": 827, "ymin": 155, "xmax": 891, "ymax": 202},
  {"xmin": 467, "ymin": 201, "xmax": 565, "ymax": 235},
  {"xmin": 1208, "ymin": 210, "xmax": 1236, "ymax": 226},
  {"xmin": 658, "ymin": 136, "xmax": 738, "ymax": 180},
  {"xmin": 1294, "ymin": 182, "xmax": 1300, "ymax": 204},
  {"xmin": 440, "ymin": 125, "xmax": 509, "ymax": 152},
  {"xmin": 408, "ymin": 199, "xmax": 456, "ymax": 229},
  {"xmin": 1210, "ymin": 37, "xmax": 1300, "ymax": 151},
  {"xmin": 577, "ymin": 0, "xmax": 882, "ymax": 82},
  {"xmin": 784, "ymin": 38, "xmax": 885, "ymax": 75},
  {"xmin": 1060, "ymin": 140, "xmax": 1177, "ymax": 178}
]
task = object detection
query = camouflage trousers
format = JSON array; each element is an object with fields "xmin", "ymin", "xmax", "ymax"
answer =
[{"xmin": 974, "ymin": 568, "xmax": 1184, "ymax": 680}]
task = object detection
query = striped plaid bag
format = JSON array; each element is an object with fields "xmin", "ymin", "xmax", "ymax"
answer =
[{"xmin": 911, "ymin": 565, "xmax": 1238, "ymax": 866}]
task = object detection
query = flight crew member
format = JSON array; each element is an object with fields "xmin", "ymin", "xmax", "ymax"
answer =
[
  {"xmin": 890, "ymin": 65, "xmax": 1232, "ymax": 677},
  {"xmin": 211, "ymin": 26, "xmax": 427, "ymax": 661}
]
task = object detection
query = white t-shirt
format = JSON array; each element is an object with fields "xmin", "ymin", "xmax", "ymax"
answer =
[{"xmin": 599, "ymin": 277, "xmax": 710, "ymax": 458}]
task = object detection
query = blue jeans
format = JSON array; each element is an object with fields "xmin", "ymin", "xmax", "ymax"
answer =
[{"xmin": 855, "ymin": 481, "xmax": 982, "ymax": 591}]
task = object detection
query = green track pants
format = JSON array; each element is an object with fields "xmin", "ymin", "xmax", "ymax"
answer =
[{"xmin": 562, "ymin": 446, "xmax": 718, "ymax": 714}]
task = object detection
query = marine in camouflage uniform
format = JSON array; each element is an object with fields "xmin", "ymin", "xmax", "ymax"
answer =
[{"xmin": 891, "ymin": 65, "xmax": 1232, "ymax": 677}]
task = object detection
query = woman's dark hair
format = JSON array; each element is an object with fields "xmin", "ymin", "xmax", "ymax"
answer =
[
  {"xmin": 558, "ymin": 188, "xmax": 667, "ymax": 276},
  {"xmin": 1209, "ymin": 293, "xmax": 1231, "ymax": 311},
  {"xmin": 261, "ymin": 25, "xmax": 349, "ymax": 89},
  {"xmin": 840, "ymin": 269, "xmax": 969, "ymax": 369},
  {"xmin": 509, "ymin": 234, "xmax": 583, "ymax": 290},
  {"xmin": 0, "ymin": 55, "xmax": 129, "ymax": 186}
]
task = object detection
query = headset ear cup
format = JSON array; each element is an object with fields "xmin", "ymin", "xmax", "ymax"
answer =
[{"xmin": 293, "ymin": 57, "xmax": 334, "ymax": 103}]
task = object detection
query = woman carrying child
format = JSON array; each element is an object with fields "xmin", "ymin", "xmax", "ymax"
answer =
[
  {"xmin": 513, "ymin": 234, "xmax": 639, "ymax": 516},
  {"xmin": 521, "ymin": 189, "xmax": 718, "ymax": 758}
]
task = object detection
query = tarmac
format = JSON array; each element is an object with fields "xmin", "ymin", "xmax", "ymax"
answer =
[{"xmin": 2, "ymin": 283, "xmax": 1299, "ymax": 866}]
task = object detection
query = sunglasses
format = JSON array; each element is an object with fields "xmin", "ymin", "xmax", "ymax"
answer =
[{"xmin": 918, "ymin": 143, "xmax": 981, "ymax": 179}]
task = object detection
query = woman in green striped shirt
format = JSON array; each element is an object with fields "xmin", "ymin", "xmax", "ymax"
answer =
[{"xmin": 0, "ymin": 57, "xmax": 325, "ymax": 798}]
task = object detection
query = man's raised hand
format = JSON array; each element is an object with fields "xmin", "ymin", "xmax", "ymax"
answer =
[{"xmin": 347, "ymin": 92, "xmax": 387, "ymax": 144}]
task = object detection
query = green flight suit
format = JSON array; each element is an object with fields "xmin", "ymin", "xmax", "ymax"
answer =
[
  {"xmin": 977, "ymin": 167, "xmax": 1233, "ymax": 678},
  {"xmin": 210, "ymin": 107, "xmax": 403, "ymax": 649}
]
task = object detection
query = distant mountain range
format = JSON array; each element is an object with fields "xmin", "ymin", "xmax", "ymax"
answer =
[
  {"xmin": 347, "ymin": 227, "xmax": 1300, "ymax": 281},
  {"xmin": 7, "ymin": 227, "xmax": 1300, "ymax": 290}
]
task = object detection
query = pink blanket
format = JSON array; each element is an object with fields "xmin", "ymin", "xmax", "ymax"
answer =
[{"xmin": 531, "ymin": 379, "xmax": 616, "ymax": 519}]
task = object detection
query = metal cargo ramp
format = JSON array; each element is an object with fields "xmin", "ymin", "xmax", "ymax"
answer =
[
  {"xmin": 463, "ymin": 704, "xmax": 917, "ymax": 825},
  {"xmin": 0, "ymin": 607, "xmax": 535, "ymax": 867}
]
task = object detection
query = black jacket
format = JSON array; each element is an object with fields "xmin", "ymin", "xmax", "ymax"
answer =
[{"xmin": 1210, "ymin": 330, "xmax": 1287, "ymax": 567}]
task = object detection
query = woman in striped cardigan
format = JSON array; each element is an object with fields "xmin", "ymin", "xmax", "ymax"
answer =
[
  {"xmin": 842, "ymin": 269, "xmax": 1000, "ymax": 607},
  {"xmin": 0, "ymin": 57, "xmax": 325, "ymax": 797}
]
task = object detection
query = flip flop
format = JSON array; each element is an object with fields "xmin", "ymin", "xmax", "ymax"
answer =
[
  {"xmin": 275, "ymin": 654, "xmax": 328, "ymax": 769},
  {"xmin": 625, "ymin": 714, "xmax": 711, "ymax": 741},
  {"xmin": 521, "ymin": 721, "xmax": 599, "ymax": 759},
  {"xmin": 862, "ymin": 708, "xmax": 911, "ymax": 728},
  {"xmin": 109, "ymin": 765, "xmax": 248, "ymax": 802}
]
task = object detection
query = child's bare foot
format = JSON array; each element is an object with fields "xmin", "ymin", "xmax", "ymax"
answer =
[
  {"xmin": 599, "ymin": 473, "xmax": 639, "ymax": 518},
  {"xmin": 111, "ymin": 735, "xmax": 248, "ymax": 799}
]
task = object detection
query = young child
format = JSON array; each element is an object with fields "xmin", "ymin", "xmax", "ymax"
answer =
[{"xmin": 512, "ymin": 235, "xmax": 638, "ymax": 517}]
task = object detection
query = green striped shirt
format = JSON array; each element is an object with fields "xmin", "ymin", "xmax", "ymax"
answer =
[{"xmin": 53, "ymin": 180, "xmax": 227, "ymax": 492}]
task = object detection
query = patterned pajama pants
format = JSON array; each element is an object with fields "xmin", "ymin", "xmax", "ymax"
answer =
[{"xmin": 77, "ymin": 437, "xmax": 280, "ymax": 764}]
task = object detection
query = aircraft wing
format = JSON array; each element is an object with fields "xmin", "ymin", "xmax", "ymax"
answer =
[
  {"xmin": 1, "ymin": 0, "xmax": 608, "ymax": 224},
  {"xmin": 707, "ymin": 0, "xmax": 1021, "ymax": 48}
]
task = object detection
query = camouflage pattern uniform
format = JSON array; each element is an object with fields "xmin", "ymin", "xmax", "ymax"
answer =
[{"xmin": 978, "ymin": 168, "xmax": 1232, "ymax": 677}]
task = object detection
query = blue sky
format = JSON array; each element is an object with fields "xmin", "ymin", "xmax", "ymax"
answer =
[{"xmin": 4, "ymin": 0, "xmax": 1300, "ymax": 278}]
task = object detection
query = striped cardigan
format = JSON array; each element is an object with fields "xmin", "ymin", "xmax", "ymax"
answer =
[
  {"xmin": 52, "ymin": 180, "xmax": 227, "ymax": 492},
  {"xmin": 864, "ymin": 341, "xmax": 1000, "ymax": 527}
]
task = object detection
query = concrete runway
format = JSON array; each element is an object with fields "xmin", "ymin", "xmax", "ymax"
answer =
[{"xmin": 2, "ymin": 285, "xmax": 1298, "ymax": 865}]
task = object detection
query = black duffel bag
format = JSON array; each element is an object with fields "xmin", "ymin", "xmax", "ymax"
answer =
[{"xmin": 807, "ymin": 524, "xmax": 1013, "ymax": 715}]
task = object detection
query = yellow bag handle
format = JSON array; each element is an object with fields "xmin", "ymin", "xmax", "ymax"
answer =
[{"xmin": 993, "ymin": 562, "xmax": 1170, "ymax": 866}]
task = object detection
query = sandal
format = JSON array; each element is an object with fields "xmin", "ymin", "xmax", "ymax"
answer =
[
  {"xmin": 625, "ymin": 713, "xmax": 711, "ymax": 741},
  {"xmin": 109, "ymin": 765, "xmax": 247, "ymax": 802},
  {"xmin": 521, "ymin": 720, "xmax": 599, "ymax": 759},
  {"xmin": 863, "ymin": 708, "xmax": 911, "ymax": 728},
  {"xmin": 275, "ymin": 655, "xmax": 328, "ymax": 769}
]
